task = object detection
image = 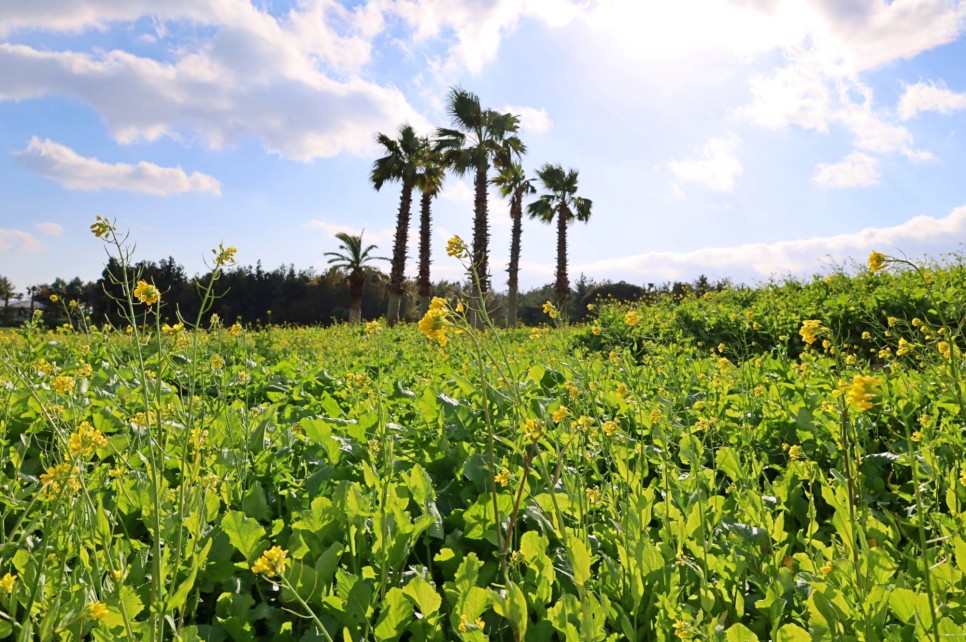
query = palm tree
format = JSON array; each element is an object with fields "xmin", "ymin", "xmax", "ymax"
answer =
[
  {"xmin": 371, "ymin": 124, "xmax": 426, "ymax": 327},
  {"xmin": 436, "ymin": 87, "xmax": 525, "ymax": 324},
  {"xmin": 415, "ymin": 145, "xmax": 446, "ymax": 317},
  {"xmin": 528, "ymin": 164, "xmax": 592, "ymax": 319},
  {"xmin": 492, "ymin": 162, "xmax": 535, "ymax": 327},
  {"xmin": 324, "ymin": 232, "xmax": 387, "ymax": 325}
]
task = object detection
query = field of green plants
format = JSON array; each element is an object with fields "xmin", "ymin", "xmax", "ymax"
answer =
[{"xmin": 2, "ymin": 238, "xmax": 965, "ymax": 641}]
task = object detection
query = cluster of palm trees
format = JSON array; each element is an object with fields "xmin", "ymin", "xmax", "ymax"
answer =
[{"xmin": 331, "ymin": 86, "xmax": 592, "ymax": 327}]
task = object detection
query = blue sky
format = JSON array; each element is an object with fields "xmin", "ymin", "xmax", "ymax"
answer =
[{"xmin": 2, "ymin": 0, "xmax": 966, "ymax": 297}]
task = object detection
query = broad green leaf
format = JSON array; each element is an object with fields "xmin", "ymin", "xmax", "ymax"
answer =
[
  {"xmin": 775, "ymin": 623, "xmax": 811, "ymax": 641},
  {"xmin": 716, "ymin": 447, "xmax": 743, "ymax": 482},
  {"xmin": 567, "ymin": 535, "xmax": 593, "ymax": 588},
  {"xmin": 889, "ymin": 588, "xmax": 933, "ymax": 628},
  {"xmin": 492, "ymin": 581, "xmax": 528, "ymax": 638},
  {"xmin": 725, "ymin": 622, "xmax": 759, "ymax": 641},
  {"xmin": 221, "ymin": 510, "xmax": 266, "ymax": 564},
  {"xmin": 403, "ymin": 576, "xmax": 442, "ymax": 617},
  {"xmin": 374, "ymin": 587, "xmax": 413, "ymax": 641}
]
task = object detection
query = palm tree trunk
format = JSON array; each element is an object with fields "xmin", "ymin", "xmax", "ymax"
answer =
[
  {"xmin": 348, "ymin": 269, "xmax": 364, "ymax": 325},
  {"xmin": 506, "ymin": 195, "xmax": 522, "ymax": 328},
  {"xmin": 387, "ymin": 182, "xmax": 413, "ymax": 327},
  {"xmin": 555, "ymin": 205, "xmax": 569, "ymax": 320},
  {"xmin": 469, "ymin": 163, "xmax": 490, "ymax": 329},
  {"xmin": 417, "ymin": 191, "xmax": 432, "ymax": 318}
]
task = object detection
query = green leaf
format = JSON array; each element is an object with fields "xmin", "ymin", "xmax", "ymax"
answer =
[
  {"xmin": 221, "ymin": 510, "xmax": 266, "ymax": 564},
  {"xmin": 775, "ymin": 623, "xmax": 811, "ymax": 641},
  {"xmin": 725, "ymin": 622, "xmax": 760, "ymax": 641},
  {"xmin": 889, "ymin": 588, "xmax": 933, "ymax": 629},
  {"xmin": 374, "ymin": 587, "xmax": 413, "ymax": 641},
  {"xmin": 716, "ymin": 447, "xmax": 743, "ymax": 482},
  {"xmin": 492, "ymin": 580, "xmax": 528, "ymax": 638},
  {"xmin": 167, "ymin": 539, "xmax": 212, "ymax": 612},
  {"xmin": 567, "ymin": 535, "xmax": 593, "ymax": 588},
  {"xmin": 403, "ymin": 576, "xmax": 442, "ymax": 617}
]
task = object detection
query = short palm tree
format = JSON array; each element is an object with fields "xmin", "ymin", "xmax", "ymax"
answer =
[
  {"xmin": 415, "ymin": 145, "xmax": 446, "ymax": 318},
  {"xmin": 492, "ymin": 162, "xmax": 535, "ymax": 327},
  {"xmin": 528, "ymin": 164, "xmax": 592, "ymax": 319},
  {"xmin": 324, "ymin": 232, "xmax": 387, "ymax": 325},
  {"xmin": 436, "ymin": 88, "xmax": 525, "ymax": 324},
  {"xmin": 371, "ymin": 124, "xmax": 426, "ymax": 327}
]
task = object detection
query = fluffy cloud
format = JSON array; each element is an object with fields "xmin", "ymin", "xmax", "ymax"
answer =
[
  {"xmin": 667, "ymin": 135, "xmax": 742, "ymax": 193},
  {"xmin": 16, "ymin": 137, "xmax": 221, "ymax": 195},
  {"xmin": 899, "ymin": 80, "xmax": 966, "ymax": 119},
  {"xmin": 301, "ymin": 220, "xmax": 396, "ymax": 249},
  {"xmin": 0, "ymin": 0, "xmax": 428, "ymax": 161},
  {"xmin": 34, "ymin": 222, "xmax": 65, "ymax": 236},
  {"xmin": 503, "ymin": 105, "xmax": 552, "ymax": 134},
  {"xmin": 0, "ymin": 228, "xmax": 44, "ymax": 252},
  {"xmin": 577, "ymin": 205, "xmax": 966, "ymax": 283},
  {"xmin": 812, "ymin": 152, "xmax": 880, "ymax": 188}
]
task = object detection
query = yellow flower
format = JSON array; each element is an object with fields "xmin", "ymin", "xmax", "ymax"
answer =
[
  {"xmin": 69, "ymin": 421, "xmax": 107, "ymax": 457},
  {"xmin": 867, "ymin": 251, "xmax": 888, "ymax": 273},
  {"xmin": 212, "ymin": 243, "xmax": 238, "ymax": 267},
  {"xmin": 53, "ymin": 375, "xmax": 75, "ymax": 394},
  {"xmin": 418, "ymin": 299, "xmax": 450, "ymax": 347},
  {"xmin": 495, "ymin": 467, "xmax": 511, "ymax": 487},
  {"xmin": 788, "ymin": 444, "xmax": 805, "ymax": 460},
  {"xmin": 84, "ymin": 602, "xmax": 109, "ymax": 620},
  {"xmin": 49, "ymin": 294, "xmax": 60, "ymax": 303},
  {"xmin": 364, "ymin": 320, "xmax": 382, "ymax": 335},
  {"xmin": 861, "ymin": 331, "xmax": 871, "ymax": 340},
  {"xmin": 251, "ymin": 546, "xmax": 289, "ymax": 578},
  {"xmin": 0, "ymin": 572, "xmax": 15, "ymax": 596},
  {"xmin": 887, "ymin": 316, "xmax": 897, "ymax": 328},
  {"xmin": 938, "ymin": 341, "xmax": 951, "ymax": 359},
  {"xmin": 133, "ymin": 280, "xmax": 160, "ymax": 305},
  {"xmin": 911, "ymin": 431, "xmax": 922, "ymax": 443},
  {"xmin": 584, "ymin": 486, "xmax": 602, "ymax": 505},
  {"xmin": 455, "ymin": 300, "xmax": 465, "ymax": 313},
  {"xmin": 446, "ymin": 235, "xmax": 468, "ymax": 258},
  {"xmin": 40, "ymin": 463, "xmax": 81, "ymax": 496},
  {"xmin": 846, "ymin": 375, "xmax": 880, "ymax": 411},
  {"xmin": 602, "ymin": 419, "xmax": 618, "ymax": 436},
  {"xmin": 211, "ymin": 354, "xmax": 225, "ymax": 370},
  {"xmin": 625, "ymin": 310, "xmax": 640, "ymax": 326},
  {"xmin": 90, "ymin": 215, "xmax": 116, "ymax": 239},
  {"xmin": 542, "ymin": 301, "xmax": 559, "ymax": 319},
  {"xmin": 799, "ymin": 320, "xmax": 824, "ymax": 345},
  {"xmin": 820, "ymin": 560, "xmax": 833, "ymax": 576},
  {"xmin": 586, "ymin": 303, "xmax": 595, "ymax": 311},
  {"xmin": 523, "ymin": 418, "xmax": 544, "ymax": 443},
  {"xmin": 591, "ymin": 325, "xmax": 602, "ymax": 336},
  {"xmin": 552, "ymin": 406, "xmax": 569, "ymax": 423},
  {"xmin": 609, "ymin": 350, "xmax": 621, "ymax": 365},
  {"xmin": 616, "ymin": 383, "xmax": 630, "ymax": 399}
]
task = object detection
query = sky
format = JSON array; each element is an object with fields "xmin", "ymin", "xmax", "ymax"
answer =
[{"xmin": 2, "ymin": 0, "xmax": 966, "ymax": 297}]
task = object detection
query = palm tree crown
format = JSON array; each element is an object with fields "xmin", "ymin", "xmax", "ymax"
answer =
[
  {"xmin": 324, "ymin": 231, "xmax": 387, "ymax": 324},
  {"xmin": 528, "ymin": 164, "xmax": 592, "ymax": 316}
]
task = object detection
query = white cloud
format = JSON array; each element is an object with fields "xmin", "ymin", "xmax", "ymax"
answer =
[
  {"xmin": 34, "ymin": 222, "xmax": 65, "ymax": 236},
  {"xmin": 301, "ymin": 220, "xmax": 395, "ymax": 249},
  {"xmin": 577, "ymin": 205, "xmax": 966, "ymax": 282},
  {"xmin": 440, "ymin": 178, "xmax": 473, "ymax": 203},
  {"xmin": 503, "ymin": 105, "xmax": 552, "ymax": 134},
  {"xmin": 0, "ymin": 228, "xmax": 44, "ymax": 252},
  {"xmin": 16, "ymin": 137, "xmax": 221, "ymax": 195},
  {"xmin": 899, "ymin": 80, "xmax": 966, "ymax": 120},
  {"xmin": 667, "ymin": 134, "xmax": 742, "ymax": 193},
  {"xmin": 0, "ymin": 0, "xmax": 429, "ymax": 161},
  {"xmin": 812, "ymin": 152, "xmax": 880, "ymax": 188}
]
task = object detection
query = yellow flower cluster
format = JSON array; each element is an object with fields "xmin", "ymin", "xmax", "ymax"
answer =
[
  {"xmin": 446, "ymin": 235, "xmax": 468, "ymax": 258},
  {"xmin": 543, "ymin": 301, "xmax": 559, "ymax": 319},
  {"xmin": 625, "ymin": 310, "xmax": 641, "ymax": 326},
  {"xmin": 0, "ymin": 572, "xmax": 15, "ymax": 597},
  {"xmin": 53, "ymin": 375, "xmax": 75, "ymax": 395},
  {"xmin": 495, "ymin": 467, "xmax": 511, "ymax": 487},
  {"xmin": 133, "ymin": 280, "xmax": 160, "ymax": 306},
  {"xmin": 251, "ymin": 546, "xmax": 289, "ymax": 578},
  {"xmin": 418, "ymin": 297, "xmax": 451, "ymax": 347},
  {"xmin": 846, "ymin": 375, "xmax": 880, "ymax": 411},
  {"xmin": 69, "ymin": 421, "xmax": 108, "ymax": 457},
  {"xmin": 90, "ymin": 215, "xmax": 116, "ymax": 240},
  {"xmin": 788, "ymin": 444, "xmax": 805, "ymax": 461},
  {"xmin": 458, "ymin": 614, "xmax": 485, "ymax": 633},
  {"xmin": 40, "ymin": 463, "xmax": 81, "ymax": 496},
  {"xmin": 365, "ymin": 320, "xmax": 382, "ymax": 335},
  {"xmin": 938, "ymin": 341, "xmax": 951, "ymax": 359},
  {"xmin": 83, "ymin": 602, "xmax": 109, "ymax": 620},
  {"xmin": 799, "ymin": 320, "xmax": 824, "ymax": 345},
  {"xmin": 523, "ymin": 418, "xmax": 544, "ymax": 443},
  {"xmin": 867, "ymin": 251, "xmax": 888, "ymax": 273},
  {"xmin": 212, "ymin": 243, "xmax": 238, "ymax": 267},
  {"xmin": 551, "ymin": 406, "xmax": 569, "ymax": 423}
]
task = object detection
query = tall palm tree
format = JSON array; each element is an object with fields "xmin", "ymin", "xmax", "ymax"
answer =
[
  {"xmin": 415, "ymin": 145, "xmax": 446, "ymax": 318},
  {"xmin": 324, "ymin": 232, "xmax": 387, "ymax": 325},
  {"xmin": 436, "ymin": 87, "xmax": 525, "ymax": 325},
  {"xmin": 528, "ymin": 164, "xmax": 592, "ymax": 319},
  {"xmin": 371, "ymin": 124, "xmax": 426, "ymax": 327},
  {"xmin": 492, "ymin": 162, "xmax": 534, "ymax": 327}
]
